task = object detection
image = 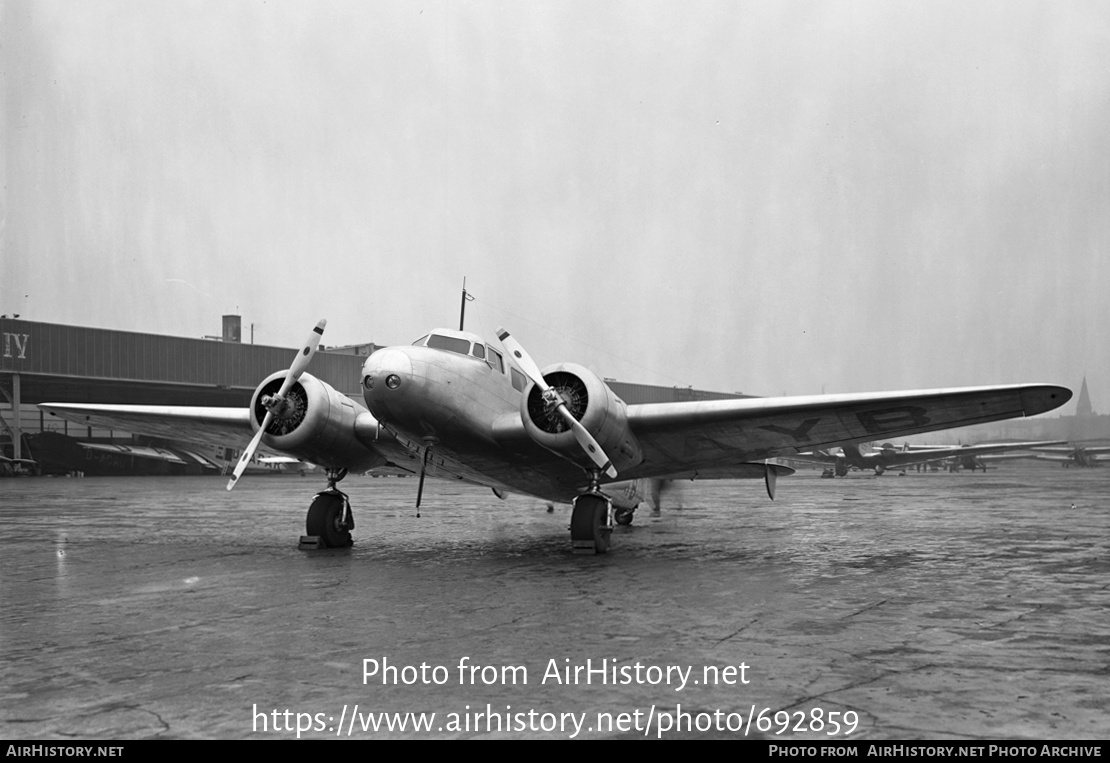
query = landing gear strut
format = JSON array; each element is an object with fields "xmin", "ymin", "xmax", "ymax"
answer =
[
  {"xmin": 570, "ymin": 469, "xmax": 612, "ymax": 555},
  {"xmin": 300, "ymin": 468, "xmax": 354, "ymax": 549}
]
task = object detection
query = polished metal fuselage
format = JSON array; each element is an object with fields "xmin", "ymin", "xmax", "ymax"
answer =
[{"xmin": 360, "ymin": 333, "xmax": 635, "ymax": 503}]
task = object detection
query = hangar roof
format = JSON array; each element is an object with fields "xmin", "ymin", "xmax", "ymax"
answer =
[
  {"xmin": 1, "ymin": 318, "xmax": 747, "ymax": 407},
  {"xmin": 0, "ymin": 318, "xmax": 365, "ymax": 406}
]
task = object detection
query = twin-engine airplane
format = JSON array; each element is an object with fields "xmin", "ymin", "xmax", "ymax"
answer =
[{"xmin": 39, "ymin": 321, "xmax": 1071, "ymax": 554}]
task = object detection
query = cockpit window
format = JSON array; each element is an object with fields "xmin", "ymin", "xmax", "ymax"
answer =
[
  {"xmin": 426, "ymin": 334, "xmax": 473, "ymax": 355},
  {"xmin": 412, "ymin": 334, "xmax": 429, "ymax": 346},
  {"xmin": 471, "ymin": 343, "xmax": 486, "ymax": 360},
  {"xmin": 488, "ymin": 348, "xmax": 505, "ymax": 374}
]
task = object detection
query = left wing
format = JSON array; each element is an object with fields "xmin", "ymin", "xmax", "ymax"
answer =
[{"xmin": 621, "ymin": 384, "xmax": 1070, "ymax": 479}]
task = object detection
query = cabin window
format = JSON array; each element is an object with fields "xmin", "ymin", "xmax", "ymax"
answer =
[
  {"xmin": 510, "ymin": 367, "xmax": 527, "ymax": 392},
  {"xmin": 426, "ymin": 334, "xmax": 472, "ymax": 355}
]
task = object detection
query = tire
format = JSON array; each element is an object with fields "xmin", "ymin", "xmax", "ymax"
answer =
[
  {"xmin": 570, "ymin": 493, "xmax": 611, "ymax": 554},
  {"xmin": 306, "ymin": 491, "xmax": 353, "ymax": 548},
  {"xmin": 614, "ymin": 508, "xmax": 634, "ymax": 526}
]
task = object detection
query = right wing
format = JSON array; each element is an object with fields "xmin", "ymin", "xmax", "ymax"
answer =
[
  {"xmin": 39, "ymin": 404, "xmax": 254, "ymax": 448},
  {"xmin": 38, "ymin": 401, "xmax": 396, "ymax": 474}
]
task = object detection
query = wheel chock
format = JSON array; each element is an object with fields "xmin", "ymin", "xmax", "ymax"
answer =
[
  {"xmin": 571, "ymin": 540, "xmax": 597, "ymax": 555},
  {"xmin": 298, "ymin": 535, "xmax": 324, "ymax": 550}
]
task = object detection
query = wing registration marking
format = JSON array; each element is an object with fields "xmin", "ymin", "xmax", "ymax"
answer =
[
  {"xmin": 758, "ymin": 418, "xmax": 821, "ymax": 443},
  {"xmin": 756, "ymin": 405, "xmax": 932, "ymax": 443},
  {"xmin": 856, "ymin": 405, "xmax": 930, "ymax": 434}
]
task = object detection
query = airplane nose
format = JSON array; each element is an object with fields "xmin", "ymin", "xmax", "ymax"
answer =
[
  {"xmin": 362, "ymin": 349, "xmax": 414, "ymax": 418},
  {"xmin": 362, "ymin": 349, "xmax": 413, "ymax": 393}
]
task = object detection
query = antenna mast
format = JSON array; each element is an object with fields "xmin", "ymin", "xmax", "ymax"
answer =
[{"xmin": 459, "ymin": 277, "xmax": 474, "ymax": 330}]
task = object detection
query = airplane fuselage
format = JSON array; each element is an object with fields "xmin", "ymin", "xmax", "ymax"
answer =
[{"xmin": 360, "ymin": 329, "xmax": 618, "ymax": 502}]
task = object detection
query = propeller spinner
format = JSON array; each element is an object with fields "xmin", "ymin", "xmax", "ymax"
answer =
[
  {"xmin": 226, "ymin": 319, "xmax": 327, "ymax": 491},
  {"xmin": 496, "ymin": 328, "xmax": 617, "ymax": 479}
]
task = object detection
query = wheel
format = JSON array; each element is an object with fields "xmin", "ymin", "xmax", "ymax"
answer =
[
  {"xmin": 570, "ymin": 493, "xmax": 611, "ymax": 554},
  {"xmin": 306, "ymin": 490, "xmax": 354, "ymax": 548},
  {"xmin": 614, "ymin": 507, "xmax": 635, "ymax": 526}
]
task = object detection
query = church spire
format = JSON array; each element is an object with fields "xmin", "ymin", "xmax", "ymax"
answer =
[{"xmin": 1076, "ymin": 376, "xmax": 1093, "ymax": 417}]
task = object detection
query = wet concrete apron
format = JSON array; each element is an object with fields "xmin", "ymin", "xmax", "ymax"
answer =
[{"xmin": 1, "ymin": 467, "xmax": 1106, "ymax": 739}]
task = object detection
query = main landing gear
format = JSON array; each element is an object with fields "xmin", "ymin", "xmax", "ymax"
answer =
[
  {"xmin": 569, "ymin": 469, "xmax": 613, "ymax": 555},
  {"xmin": 300, "ymin": 468, "xmax": 354, "ymax": 550}
]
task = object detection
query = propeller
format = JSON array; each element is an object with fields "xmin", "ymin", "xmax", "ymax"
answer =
[
  {"xmin": 415, "ymin": 441, "xmax": 433, "ymax": 517},
  {"xmin": 496, "ymin": 328, "xmax": 617, "ymax": 479},
  {"xmin": 226, "ymin": 319, "xmax": 327, "ymax": 491}
]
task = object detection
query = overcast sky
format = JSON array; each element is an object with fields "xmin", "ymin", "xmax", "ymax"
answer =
[{"xmin": 3, "ymin": 0, "xmax": 1107, "ymax": 413}]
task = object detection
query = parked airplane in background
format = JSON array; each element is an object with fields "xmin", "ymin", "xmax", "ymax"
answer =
[
  {"xmin": 791, "ymin": 440, "xmax": 1063, "ymax": 476},
  {"xmin": 0, "ymin": 453, "xmax": 37, "ymax": 476},
  {"xmin": 74, "ymin": 438, "xmax": 314, "ymax": 476},
  {"xmin": 1030, "ymin": 443, "xmax": 1110, "ymax": 468},
  {"xmin": 79, "ymin": 440, "xmax": 215, "ymax": 469},
  {"xmin": 256, "ymin": 454, "xmax": 317, "ymax": 474},
  {"xmin": 39, "ymin": 320, "xmax": 1071, "ymax": 554},
  {"xmin": 892, "ymin": 440, "xmax": 1067, "ymax": 473}
]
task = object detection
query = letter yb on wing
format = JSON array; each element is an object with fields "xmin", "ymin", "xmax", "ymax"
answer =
[{"xmin": 856, "ymin": 406, "xmax": 930, "ymax": 435}]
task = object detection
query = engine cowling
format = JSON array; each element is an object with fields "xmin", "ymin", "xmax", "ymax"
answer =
[
  {"xmin": 521, "ymin": 362, "xmax": 643, "ymax": 474},
  {"xmin": 248, "ymin": 371, "xmax": 382, "ymax": 471}
]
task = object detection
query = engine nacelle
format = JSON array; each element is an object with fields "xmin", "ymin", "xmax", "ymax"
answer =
[
  {"xmin": 521, "ymin": 362, "xmax": 643, "ymax": 474},
  {"xmin": 248, "ymin": 371, "xmax": 382, "ymax": 471}
]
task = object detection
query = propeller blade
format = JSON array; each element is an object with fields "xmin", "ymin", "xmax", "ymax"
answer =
[
  {"xmin": 496, "ymin": 327, "xmax": 617, "ymax": 479},
  {"xmin": 227, "ymin": 319, "xmax": 327, "ymax": 492},
  {"xmin": 415, "ymin": 447, "xmax": 429, "ymax": 515},
  {"xmin": 227, "ymin": 411, "xmax": 271, "ymax": 491},
  {"xmin": 275, "ymin": 319, "xmax": 327, "ymax": 399},
  {"xmin": 556, "ymin": 407, "xmax": 617, "ymax": 478},
  {"xmin": 764, "ymin": 461, "xmax": 778, "ymax": 500},
  {"xmin": 496, "ymin": 328, "xmax": 549, "ymax": 390}
]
